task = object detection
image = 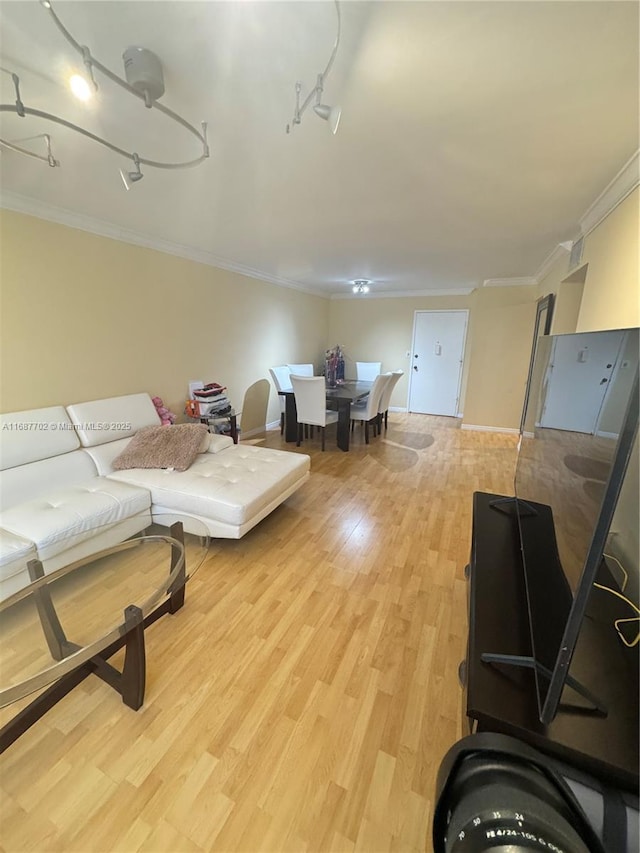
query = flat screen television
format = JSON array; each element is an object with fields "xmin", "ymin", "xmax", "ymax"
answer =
[{"xmin": 506, "ymin": 326, "xmax": 638, "ymax": 724}]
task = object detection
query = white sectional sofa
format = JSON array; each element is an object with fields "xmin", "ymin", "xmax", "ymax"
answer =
[{"xmin": 0, "ymin": 393, "xmax": 310, "ymax": 599}]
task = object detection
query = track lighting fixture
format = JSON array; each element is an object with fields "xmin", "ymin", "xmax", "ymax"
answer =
[
  {"xmin": 119, "ymin": 153, "xmax": 144, "ymax": 190},
  {"xmin": 286, "ymin": 1, "xmax": 342, "ymax": 135},
  {"xmin": 0, "ymin": 132, "xmax": 59, "ymax": 167},
  {"xmin": 0, "ymin": 1, "xmax": 209, "ymax": 180},
  {"xmin": 69, "ymin": 73, "xmax": 94, "ymax": 102},
  {"xmin": 352, "ymin": 280, "xmax": 370, "ymax": 294},
  {"xmin": 313, "ymin": 103, "xmax": 342, "ymax": 135}
]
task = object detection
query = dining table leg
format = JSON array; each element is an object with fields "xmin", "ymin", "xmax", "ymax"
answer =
[
  {"xmin": 284, "ymin": 394, "xmax": 298, "ymax": 443},
  {"xmin": 336, "ymin": 401, "xmax": 351, "ymax": 452}
]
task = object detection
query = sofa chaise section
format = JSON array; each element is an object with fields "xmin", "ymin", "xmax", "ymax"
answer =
[
  {"xmin": 108, "ymin": 443, "xmax": 310, "ymax": 538},
  {"xmin": 67, "ymin": 394, "xmax": 311, "ymax": 539}
]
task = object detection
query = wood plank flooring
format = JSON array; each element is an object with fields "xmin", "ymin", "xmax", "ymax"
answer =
[{"xmin": 0, "ymin": 414, "xmax": 517, "ymax": 853}]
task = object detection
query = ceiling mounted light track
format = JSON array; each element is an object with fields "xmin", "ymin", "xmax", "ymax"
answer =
[
  {"xmin": 0, "ymin": 130, "xmax": 59, "ymax": 166},
  {"xmin": 286, "ymin": 0, "xmax": 342, "ymax": 135},
  {"xmin": 0, "ymin": 0, "xmax": 209, "ymax": 180}
]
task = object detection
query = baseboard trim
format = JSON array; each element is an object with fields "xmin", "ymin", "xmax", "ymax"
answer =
[
  {"xmin": 461, "ymin": 424, "xmax": 520, "ymax": 435},
  {"xmin": 238, "ymin": 421, "xmax": 281, "ymax": 438}
]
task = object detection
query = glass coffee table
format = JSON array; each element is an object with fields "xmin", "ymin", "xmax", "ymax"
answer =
[{"xmin": 0, "ymin": 514, "xmax": 209, "ymax": 753}]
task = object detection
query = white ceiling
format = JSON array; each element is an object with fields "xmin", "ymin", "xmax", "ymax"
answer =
[{"xmin": 1, "ymin": 1, "xmax": 638, "ymax": 298}]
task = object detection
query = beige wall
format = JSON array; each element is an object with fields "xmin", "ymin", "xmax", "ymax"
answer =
[
  {"xmin": 462, "ymin": 286, "xmax": 538, "ymax": 430},
  {"xmin": 0, "ymin": 211, "xmax": 330, "ymax": 425},
  {"xmin": 536, "ymin": 245, "xmax": 582, "ymax": 334},
  {"xmin": 327, "ymin": 294, "xmax": 471, "ymax": 413},
  {"xmin": 537, "ymin": 188, "xmax": 639, "ymax": 335},
  {"xmin": 551, "ymin": 279, "xmax": 584, "ymax": 335},
  {"xmin": 328, "ymin": 285, "xmax": 541, "ymax": 431},
  {"xmin": 2, "ymin": 182, "xmax": 637, "ymax": 433},
  {"xmin": 577, "ymin": 188, "xmax": 639, "ymax": 332}
]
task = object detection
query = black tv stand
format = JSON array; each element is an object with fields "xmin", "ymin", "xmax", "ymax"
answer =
[
  {"xmin": 465, "ymin": 491, "xmax": 639, "ymax": 793},
  {"xmin": 479, "ymin": 652, "xmax": 607, "ymax": 717}
]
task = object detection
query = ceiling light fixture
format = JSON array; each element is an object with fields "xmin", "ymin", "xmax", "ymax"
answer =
[
  {"xmin": 69, "ymin": 73, "xmax": 93, "ymax": 102},
  {"xmin": 0, "ymin": 132, "xmax": 59, "ymax": 167},
  {"xmin": 0, "ymin": 1, "xmax": 209, "ymax": 179},
  {"xmin": 352, "ymin": 280, "xmax": 370, "ymax": 294},
  {"xmin": 286, "ymin": 0, "xmax": 342, "ymax": 135},
  {"xmin": 119, "ymin": 153, "xmax": 144, "ymax": 190}
]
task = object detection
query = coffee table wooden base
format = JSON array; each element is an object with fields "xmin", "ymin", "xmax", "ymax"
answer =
[{"xmin": 0, "ymin": 522, "xmax": 190, "ymax": 755}]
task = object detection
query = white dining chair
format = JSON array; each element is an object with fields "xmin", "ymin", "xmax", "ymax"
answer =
[
  {"xmin": 290, "ymin": 375, "xmax": 339, "ymax": 451},
  {"xmin": 377, "ymin": 369, "xmax": 404, "ymax": 431},
  {"xmin": 269, "ymin": 365, "xmax": 292, "ymax": 434},
  {"xmin": 350, "ymin": 373, "xmax": 391, "ymax": 444},
  {"xmin": 287, "ymin": 363, "xmax": 314, "ymax": 376},
  {"xmin": 356, "ymin": 362, "xmax": 382, "ymax": 381}
]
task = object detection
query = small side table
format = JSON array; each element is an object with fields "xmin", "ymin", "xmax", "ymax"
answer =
[{"xmin": 201, "ymin": 409, "xmax": 238, "ymax": 444}]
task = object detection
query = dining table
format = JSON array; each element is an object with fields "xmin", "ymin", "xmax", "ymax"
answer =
[{"xmin": 278, "ymin": 380, "xmax": 373, "ymax": 452}]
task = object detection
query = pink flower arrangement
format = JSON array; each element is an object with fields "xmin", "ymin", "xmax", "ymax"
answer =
[{"xmin": 325, "ymin": 345, "xmax": 345, "ymax": 386}]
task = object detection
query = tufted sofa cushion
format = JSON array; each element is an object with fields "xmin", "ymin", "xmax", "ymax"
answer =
[
  {"xmin": 0, "ymin": 450, "xmax": 98, "ymax": 512},
  {"xmin": 107, "ymin": 444, "xmax": 309, "ymax": 527},
  {"xmin": 0, "ymin": 478, "xmax": 151, "ymax": 562}
]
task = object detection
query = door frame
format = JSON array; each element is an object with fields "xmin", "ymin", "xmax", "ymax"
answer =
[
  {"xmin": 520, "ymin": 294, "xmax": 555, "ymax": 433},
  {"xmin": 407, "ymin": 309, "xmax": 469, "ymax": 416}
]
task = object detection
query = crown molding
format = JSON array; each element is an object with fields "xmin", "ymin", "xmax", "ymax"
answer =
[
  {"xmin": 487, "ymin": 151, "xmax": 640, "ymax": 289},
  {"xmin": 482, "ymin": 277, "xmax": 537, "ymax": 288},
  {"xmin": 579, "ymin": 149, "xmax": 639, "ymax": 237},
  {"xmin": 0, "ymin": 191, "xmax": 326, "ymax": 299},
  {"xmin": 533, "ymin": 241, "xmax": 574, "ymax": 284},
  {"xmin": 1, "ymin": 193, "xmax": 475, "ymax": 301},
  {"xmin": 331, "ymin": 287, "xmax": 474, "ymax": 300}
]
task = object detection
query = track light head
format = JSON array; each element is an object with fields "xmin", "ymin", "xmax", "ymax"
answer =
[
  {"xmin": 287, "ymin": 2, "xmax": 342, "ymax": 136},
  {"xmin": 69, "ymin": 73, "xmax": 93, "ymax": 101},
  {"xmin": 119, "ymin": 153, "xmax": 143, "ymax": 190},
  {"xmin": 313, "ymin": 103, "xmax": 341, "ymax": 135}
]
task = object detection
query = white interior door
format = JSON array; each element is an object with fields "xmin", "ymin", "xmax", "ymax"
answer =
[
  {"xmin": 408, "ymin": 311, "xmax": 468, "ymax": 416},
  {"xmin": 540, "ymin": 331, "xmax": 625, "ymax": 432}
]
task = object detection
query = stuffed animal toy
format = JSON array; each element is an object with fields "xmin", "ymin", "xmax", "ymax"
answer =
[{"xmin": 152, "ymin": 395, "xmax": 177, "ymax": 426}]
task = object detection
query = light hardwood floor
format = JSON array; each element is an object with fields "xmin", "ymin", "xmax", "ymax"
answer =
[{"xmin": 0, "ymin": 414, "xmax": 517, "ymax": 853}]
